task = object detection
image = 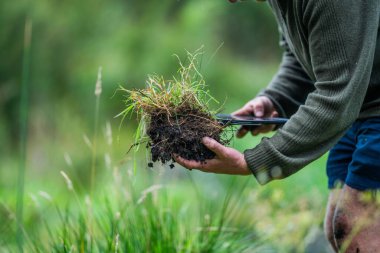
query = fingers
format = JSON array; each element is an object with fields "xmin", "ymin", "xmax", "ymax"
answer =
[
  {"xmin": 202, "ymin": 137, "xmax": 227, "ymax": 157},
  {"xmin": 253, "ymin": 102, "xmax": 264, "ymax": 117},
  {"xmin": 173, "ymin": 138, "xmax": 226, "ymax": 170},
  {"xmin": 271, "ymin": 111, "xmax": 279, "ymax": 118},
  {"xmin": 173, "ymin": 154, "xmax": 219, "ymax": 172},
  {"xmin": 233, "ymin": 97, "xmax": 280, "ymax": 138},
  {"xmin": 237, "ymin": 125, "xmax": 261, "ymax": 138},
  {"xmin": 250, "ymin": 111, "xmax": 278, "ymax": 136},
  {"xmin": 233, "ymin": 98, "xmax": 266, "ymax": 117},
  {"xmin": 251, "ymin": 125, "xmax": 275, "ymax": 136},
  {"xmin": 174, "ymin": 155, "xmax": 201, "ymax": 170},
  {"xmin": 236, "ymin": 126, "xmax": 248, "ymax": 138}
]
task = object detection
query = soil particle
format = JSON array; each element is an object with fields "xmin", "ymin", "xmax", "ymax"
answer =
[{"xmin": 146, "ymin": 108, "xmax": 227, "ymax": 165}]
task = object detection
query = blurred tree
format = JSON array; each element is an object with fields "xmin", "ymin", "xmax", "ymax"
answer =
[
  {"xmin": 0, "ymin": 1, "xmax": 27, "ymax": 150},
  {"xmin": 220, "ymin": 1, "xmax": 280, "ymax": 59},
  {"xmin": 0, "ymin": 0, "xmax": 279, "ymax": 153}
]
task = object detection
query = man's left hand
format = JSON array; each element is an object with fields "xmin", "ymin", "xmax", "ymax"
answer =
[{"xmin": 174, "ymin": 137, "xmax": 251, "ymax": 175}]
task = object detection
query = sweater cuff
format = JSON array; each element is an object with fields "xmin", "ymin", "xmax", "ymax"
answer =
[{"xmin": 244, "ymin": 143, "xmax": 284, "ymax": 185}]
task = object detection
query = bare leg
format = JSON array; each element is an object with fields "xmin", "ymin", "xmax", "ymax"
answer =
[
  {"xmin": 333, "ymin": 185, "xmax": 380, "ymax": 252},
  {"xmin": 324, "ymin": 189, "xmax": 342, "ymax": 252}
]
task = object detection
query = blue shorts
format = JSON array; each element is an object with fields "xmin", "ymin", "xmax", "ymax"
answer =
[{"xmin": 327, "ymin": 117, "xmax": 380, "ymax": 191}]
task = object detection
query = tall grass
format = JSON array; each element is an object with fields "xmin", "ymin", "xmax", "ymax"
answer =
[
  {"xmin": 23, "ymin": 169, "xmax": 267, "ymax": 253},
  {"xmin": 4, "ymin": 49, "xmax": 329, "ymax": 252},
  {"xmin": 16, "ymin": 18, "xmax": 33, "ymax": 253},
  {"xmin": 118, "ymin": 50, "xmax": 219, "ymax": 153},
  {"xmin": 91, "ymin": 67, "xmax": 102, "ymax": 197},
  {"xmin": 6, "ymin": 66, "xmax": 274, "ymax": 253}
]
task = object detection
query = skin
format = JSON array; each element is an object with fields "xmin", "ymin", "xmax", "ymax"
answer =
[
  {"xmin": 175, "ymin": 95, "xmax": 380, "ymax": 252},
  {"xmin": 325, "ymin": 185, "xmax": 380, "ymax": 253},
  {"xmin": 174, "ymin": 136, "xmax": 250, "ymax": 175},
  {"xmin": 176, "ymin": 2, "xmax": 380, "ymax": 251},
  {"xmin": 174, "ymin": 96, "xmax": 278, "ymax": 175},
  {"xmin": 325, "ymin": 189, "xmax": 341, "ymax": 252}
]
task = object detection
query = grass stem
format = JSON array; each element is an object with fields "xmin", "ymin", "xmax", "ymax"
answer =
[
  {"xmin": 91, "ymin": 66, "xmax": 102, "ymax": 197},
  {"xmin": 16, "ymin": 18, "xmax": 32, "ymax": 253}
]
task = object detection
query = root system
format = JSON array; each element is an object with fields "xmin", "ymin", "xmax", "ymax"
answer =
[
  {"xmin": 120, "ymin": 50, "xmax": 228, "ymax": 167},
  {"xmin": 147, "ymin": 104, "xmax": 225, "ymax": 165}
]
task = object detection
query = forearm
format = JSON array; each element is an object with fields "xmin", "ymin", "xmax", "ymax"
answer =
[
  {"xmin": 245, "ymin": 0, "xmax": 380, "ymax": 185},
  {"xmin": 259, "ymin": 37, "xmax": 315, "ymax": 118}
]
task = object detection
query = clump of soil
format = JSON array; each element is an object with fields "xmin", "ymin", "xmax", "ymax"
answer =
[
  {"xmin": 120, "ymin": 50, "xmax": 227, "ymax": 167},
  {"xmin": 147, "ymin": 104, "xmax": 225, "ymax": 165}
]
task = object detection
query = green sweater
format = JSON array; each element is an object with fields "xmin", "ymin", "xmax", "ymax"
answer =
[{"xmin": 244, "ymin": 0, "xmax": 380, "ymax": 184}]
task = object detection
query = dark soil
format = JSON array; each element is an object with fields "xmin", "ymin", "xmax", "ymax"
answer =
[{"xmin": 146, "ymin": 107, "xmax": 226, "ymax": 166}]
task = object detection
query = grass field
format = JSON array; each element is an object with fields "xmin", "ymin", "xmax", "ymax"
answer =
[
  {"xmin": 0, "ymin": 58, "xmax": 329, "ymax": 252},
  {"xmin": 0, "ymin": 1, "xmax": 332, "ymax": 252},
  {"xmin": 0, "ymin": 118, "xmax": 329, "ymax": 252}
]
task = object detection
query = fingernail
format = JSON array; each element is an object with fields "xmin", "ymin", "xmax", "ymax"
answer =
[
  {"xmin": 256, "ymin": 111, "xmax": 263, "ymax": 117},
  {"xmin": 202, "ymin": 137, "xmax": 211, "ymax": 144}
]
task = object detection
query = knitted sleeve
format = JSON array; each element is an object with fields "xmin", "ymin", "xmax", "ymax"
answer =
[
  {"xmin": 244, "ymin": 0, "xmax": 380, "ymax": 185},
  {"xmin": 259, "ymin": 35, "xmax": 315, "ymax": 118}
]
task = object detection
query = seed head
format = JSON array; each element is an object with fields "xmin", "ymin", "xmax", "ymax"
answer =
[
  {"xmin": 64, "ymin": 152, "xmax": 73, "ymax": 167},
  {"xmin": 83, "ymin": 134, "xmax": 92, "ymax": 149},
  {"xmin": 105, "ymin": 121, "xmax": 112, "ymax": 146},
  {"xmin": 60, "ymin": 170, "xmax": 73, "ymax": 191},
  {"xmin": 95, "ymin": 66, "xmax": 102, "ymax": 97},
  {"xmin": 38, "ymin": 191, "xmax": 52, "ymax": 202}
]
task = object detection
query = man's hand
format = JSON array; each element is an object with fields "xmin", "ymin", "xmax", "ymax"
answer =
[
  {"xmin": 233, "ymin": 96, "xmax": 278, "ymax": 138},
  {"xmin": 174, "ymin": 137, "xmax": 251, "ymax": 175}
]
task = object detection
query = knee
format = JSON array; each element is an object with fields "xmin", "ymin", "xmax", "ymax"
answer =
[
  {"xmin": 332, "ymin": 209, "xmax": 351, "ymax": 249},
  {"xmin": 324, "ymin": 217, "xmax": 336, "ymax": 248}
]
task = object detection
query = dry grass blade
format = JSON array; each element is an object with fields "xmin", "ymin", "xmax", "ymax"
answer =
[{"xmin": 120, "ymin": 50, "xmax": 227, "ymax": 166}]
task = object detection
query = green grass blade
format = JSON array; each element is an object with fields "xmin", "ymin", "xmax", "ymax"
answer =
[{"xmin": 16, "ymin": 18, "xmax": 32, "ymax": 253}]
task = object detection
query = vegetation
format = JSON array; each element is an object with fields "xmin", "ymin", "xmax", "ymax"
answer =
[
  {"xmin": 0, "ymin": 55, "xmax": 328, "ymax": 252},
  {"xmin": 120, "ymin": 50, "xmax": 227, "ymax": 166},
  {"xmin": 0, "ymin": 1, "xmax": 329, "ymax": 252}
]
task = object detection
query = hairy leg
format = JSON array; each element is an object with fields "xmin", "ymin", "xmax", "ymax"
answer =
[
  {"xmin": 333, "ymin": 185, "xmax": 380, "ymax": 253},
  {"xmin": 324, "ymin": 189, "xmax": 342, "ymax": 252}
]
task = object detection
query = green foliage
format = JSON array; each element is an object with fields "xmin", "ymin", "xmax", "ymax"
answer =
[
  {"xmin": 0, "ymin": 0, "xmax": 280, "ymax": 153},
  {"xmin": 3, "ymin": 161, "xmax": 270, "ymax": 252},
  {"xmin": 120, "ymin": 50, "xmax": 218, "ymax": 118},
  {"xmin": 0, "ymin": 120, "xmax": 328, "ymax": 253},
  {"xmin": 0, "ymin": 1, "xmax": 329, "ymax": 252},
  {"xmin": 118, "ymin": 50, "xmax": 220, "ymax": 154}
]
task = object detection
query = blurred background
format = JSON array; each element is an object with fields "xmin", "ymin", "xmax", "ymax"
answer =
[{"xmin": 0, "ymin": 0, "xmax": 330, "ymax": 252}]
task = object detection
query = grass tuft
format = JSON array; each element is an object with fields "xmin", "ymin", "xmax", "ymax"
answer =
[
  {"xmin": 118, "ymin": 49, "xmax": 226, "ymax": 165},
  {"xmin": 118, "ymin": 49, "xmax": 219, "ymax": 147}
]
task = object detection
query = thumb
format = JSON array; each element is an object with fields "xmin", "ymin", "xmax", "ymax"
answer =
[{"xmin": 202, "ymin": 137, "xmax": 226, "ymax": 157}]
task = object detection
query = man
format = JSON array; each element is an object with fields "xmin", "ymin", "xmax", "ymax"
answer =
[{"xmin": 175, "ymin": 0, "xmax": 380, "ymax": 252}]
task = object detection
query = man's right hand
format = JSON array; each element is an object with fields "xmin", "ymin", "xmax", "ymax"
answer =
[{"xmin": 233, "ymin": 96, "xmax": 279, "ymax": 138}]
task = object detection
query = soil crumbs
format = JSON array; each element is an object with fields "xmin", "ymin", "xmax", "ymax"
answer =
[{"xmin": 147, "ymin": 108, "xmax": 227, "ymax": 166}]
